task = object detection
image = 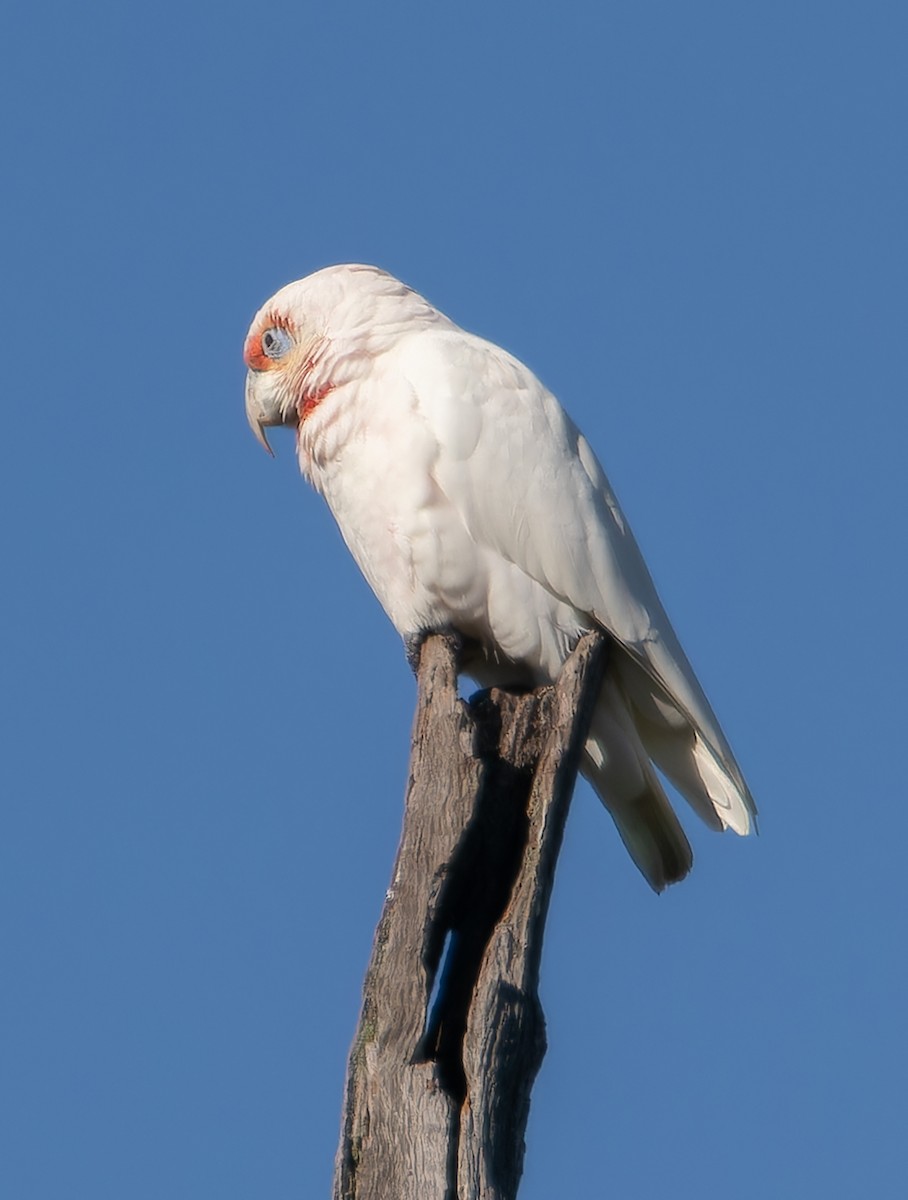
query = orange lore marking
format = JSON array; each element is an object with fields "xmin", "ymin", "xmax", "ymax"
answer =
[
  {"xmin": 243, "ymin": 311, "xmax": 295, "ymax": 372},
  {"xmin": 243, "ymin": 331, "xmax": 268, "ymax": 370}
]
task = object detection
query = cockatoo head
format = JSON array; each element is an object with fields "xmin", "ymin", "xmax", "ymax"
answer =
[{"xmin": 244, "ymin": 264, "xmax": 444, "ymax": 453}]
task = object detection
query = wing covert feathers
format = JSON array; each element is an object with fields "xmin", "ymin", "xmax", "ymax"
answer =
[{"xmin": 405, "ymin": 323, "xmax": 756, "ymax": 883}]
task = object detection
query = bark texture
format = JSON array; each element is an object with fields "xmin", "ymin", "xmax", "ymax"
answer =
[{"xmin": 333, "ymin": 631, "xmax": 607, "ymax": 1200}]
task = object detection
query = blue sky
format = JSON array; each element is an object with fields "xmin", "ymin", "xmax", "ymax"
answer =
[{"xmin": 2, "ymin": 2, "xmax": 906, "ymax": 1196}]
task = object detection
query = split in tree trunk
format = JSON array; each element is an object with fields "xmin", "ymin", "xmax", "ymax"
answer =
[{"xmin": 333, "ymin": 630, "xmax": 607, "ymax": 1200}]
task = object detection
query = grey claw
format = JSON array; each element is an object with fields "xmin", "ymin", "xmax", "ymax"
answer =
[
  {"xmin": 404, "ymin": 631, "xmax": 427, "ymax": 674},
  {"xmin": 403, "ymin": 627, "xmax": 466, "ymax": 674}
]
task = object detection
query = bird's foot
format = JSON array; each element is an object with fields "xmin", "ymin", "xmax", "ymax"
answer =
[{"xmin": 404, "ymin": 627, "xmax": 466, "ymax": 675}]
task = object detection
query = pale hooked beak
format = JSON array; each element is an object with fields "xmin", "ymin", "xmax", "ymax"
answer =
[{"xmin": 245, "ymin": 373, "xmax": 285, "ymax": 457}]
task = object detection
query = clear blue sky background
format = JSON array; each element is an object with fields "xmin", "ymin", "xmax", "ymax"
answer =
[{"xmin": 3, "ymin": 3, "xmax": 905, "ymax": 1197}]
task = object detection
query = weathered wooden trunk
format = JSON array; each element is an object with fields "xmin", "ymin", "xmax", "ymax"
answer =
[{"xmin": 333, "ymin": 631, "xmax": 607, "ymax": 1200}]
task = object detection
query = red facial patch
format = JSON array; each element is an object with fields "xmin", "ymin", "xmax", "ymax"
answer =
[
  {"xmin": 243, "ymin": 310, "xmax": 294, "ymax": 372},
  {"xmin": 298, "ymin": 381, "xmax": 335, "ymax": 422}
]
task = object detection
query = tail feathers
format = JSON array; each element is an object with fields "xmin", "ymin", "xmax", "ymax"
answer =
[
  {"xmin": 613, "ymin": 646, "xmax": 757, "ymax": 837},
  {"xmin": 636, "ymin": 717, "xmax": 755, "ymax": 836},
  {"xmin": 583, "ymin": 680, "xmax": 693, "ymax": 892},
  {"xmin": 691, "ymin": 734, "xmax": 755, "ymax": 835},
  {"xmin": 608, "ymin": 782, "xmax": 693, "ymax": 892},
  {"xmin": 635, "ymin": 721, "xmax": 725, "ymax": 832}
]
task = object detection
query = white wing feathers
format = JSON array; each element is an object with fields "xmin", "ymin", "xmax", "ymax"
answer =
[
  {"xmin": 402, "ymin": 329, "xmax": 756, "ymax": 859},
  {"xmin": 246, "ymin": 265, "xmax": 756, "ymax": 890}
]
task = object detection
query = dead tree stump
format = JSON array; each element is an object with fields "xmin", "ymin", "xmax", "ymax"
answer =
[{"xmin": 333, "ymin": 630, "xmax": 607, "ymax": 1200}]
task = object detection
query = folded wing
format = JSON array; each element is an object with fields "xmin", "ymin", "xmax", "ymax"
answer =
[{"xmin": 405, "ymin": 328, "xmax": 756, "ymax": 841}]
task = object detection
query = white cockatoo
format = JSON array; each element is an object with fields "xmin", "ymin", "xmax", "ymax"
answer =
[{"xmin": 244, "ymin": 264, "xmax": 755, "ymax": 891}]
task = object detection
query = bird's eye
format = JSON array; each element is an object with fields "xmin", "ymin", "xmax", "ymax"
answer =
[{"xmin": 261, "ymin": 326, "xmax": 293, "ymax": 359}]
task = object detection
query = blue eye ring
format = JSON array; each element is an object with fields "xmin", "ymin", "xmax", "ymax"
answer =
[{"xmin": 261, "ymin": 326, "xmax": 293, "ymax": 359}]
